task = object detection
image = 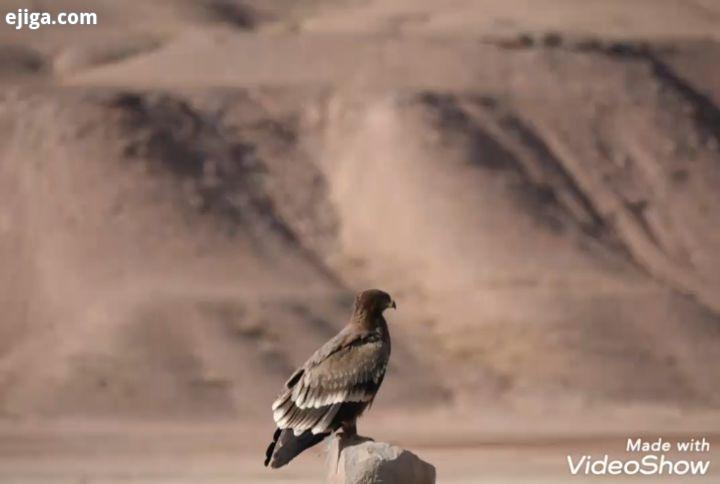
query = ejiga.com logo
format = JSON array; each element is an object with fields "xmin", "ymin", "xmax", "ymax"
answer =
[
  {"xmin": 567, "ymin": 454, "xmax": 710, "ymax": 476},
  {"xmin": 567, "ymin": 438, "xmax": 711, "ymax": 476}
]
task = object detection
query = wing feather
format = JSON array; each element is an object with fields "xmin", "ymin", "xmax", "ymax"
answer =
[
  {"xmin": 272, "ymin": 390, "xmax": 292, "ymax": 411},
  {"xmin": 311, "ymin": 403, "xmax": 342, "ymax": 434},
  {"xmin": 271, "ymin": 327, "xmax": 390, "ymax": 433}
]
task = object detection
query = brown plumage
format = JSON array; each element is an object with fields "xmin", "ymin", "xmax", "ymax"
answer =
[{"xmin": 264, "ymin": 289, "xmax": 395, "ymax": 468}]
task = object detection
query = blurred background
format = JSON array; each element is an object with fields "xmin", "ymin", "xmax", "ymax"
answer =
[{"xmin": 0, "ymin": 0, "xmax": 719, "ymax": 482}]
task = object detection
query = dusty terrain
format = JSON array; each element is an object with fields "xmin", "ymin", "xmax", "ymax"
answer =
[{"xmin": 1, "ymin": 1, "xmax": 720, "ymax": 482}]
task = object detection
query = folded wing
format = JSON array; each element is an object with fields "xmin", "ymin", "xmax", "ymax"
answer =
[{"xmin": 271, "ymin": 329, "xmax": 389, "ymax": 436}]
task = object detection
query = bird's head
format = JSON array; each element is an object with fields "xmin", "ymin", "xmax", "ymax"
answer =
[{"xmin": 353, "ymin": 289, "xmax": 396, "ymax": 319}]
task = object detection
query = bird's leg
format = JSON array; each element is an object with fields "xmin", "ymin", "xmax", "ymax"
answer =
[
  {"xmin": 340, "ymin": 420, "xmax": 357, "ymax": 438},
  {"xmin": 333, "ymin": 419, "xmax": 358, "ymax": 474}
]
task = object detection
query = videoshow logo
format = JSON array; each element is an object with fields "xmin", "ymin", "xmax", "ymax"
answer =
[{"xmin": 567, "ymin": 437, "xmax": 711, "ymax": 476}]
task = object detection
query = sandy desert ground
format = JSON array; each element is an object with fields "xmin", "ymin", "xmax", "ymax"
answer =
[{"xmin": 1, "ymin": 0, "xmax": 720, "ymax": 482}]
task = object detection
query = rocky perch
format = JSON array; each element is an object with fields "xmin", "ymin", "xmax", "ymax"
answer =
[{"xmin": 327, "ymin": 435, "xmax": 436, "ymax": 484}]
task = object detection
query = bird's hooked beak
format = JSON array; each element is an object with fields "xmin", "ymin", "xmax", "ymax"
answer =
[{"xmin": 388, "ymin": 299, "xmax": 397, "ymax": 310}]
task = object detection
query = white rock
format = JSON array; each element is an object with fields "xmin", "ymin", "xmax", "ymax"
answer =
[{"xmin": 327, "ymin": 435, "xmax": 436, "ymax": 484}]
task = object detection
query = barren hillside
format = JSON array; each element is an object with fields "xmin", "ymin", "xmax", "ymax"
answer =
[{"xmin": 0, "ymin": 0, "xmax": 719, "ymax": 426}]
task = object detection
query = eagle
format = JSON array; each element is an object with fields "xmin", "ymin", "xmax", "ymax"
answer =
[{"xmin": 264, "ymin": 289, "xmax": 395, "ymax": 468}]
